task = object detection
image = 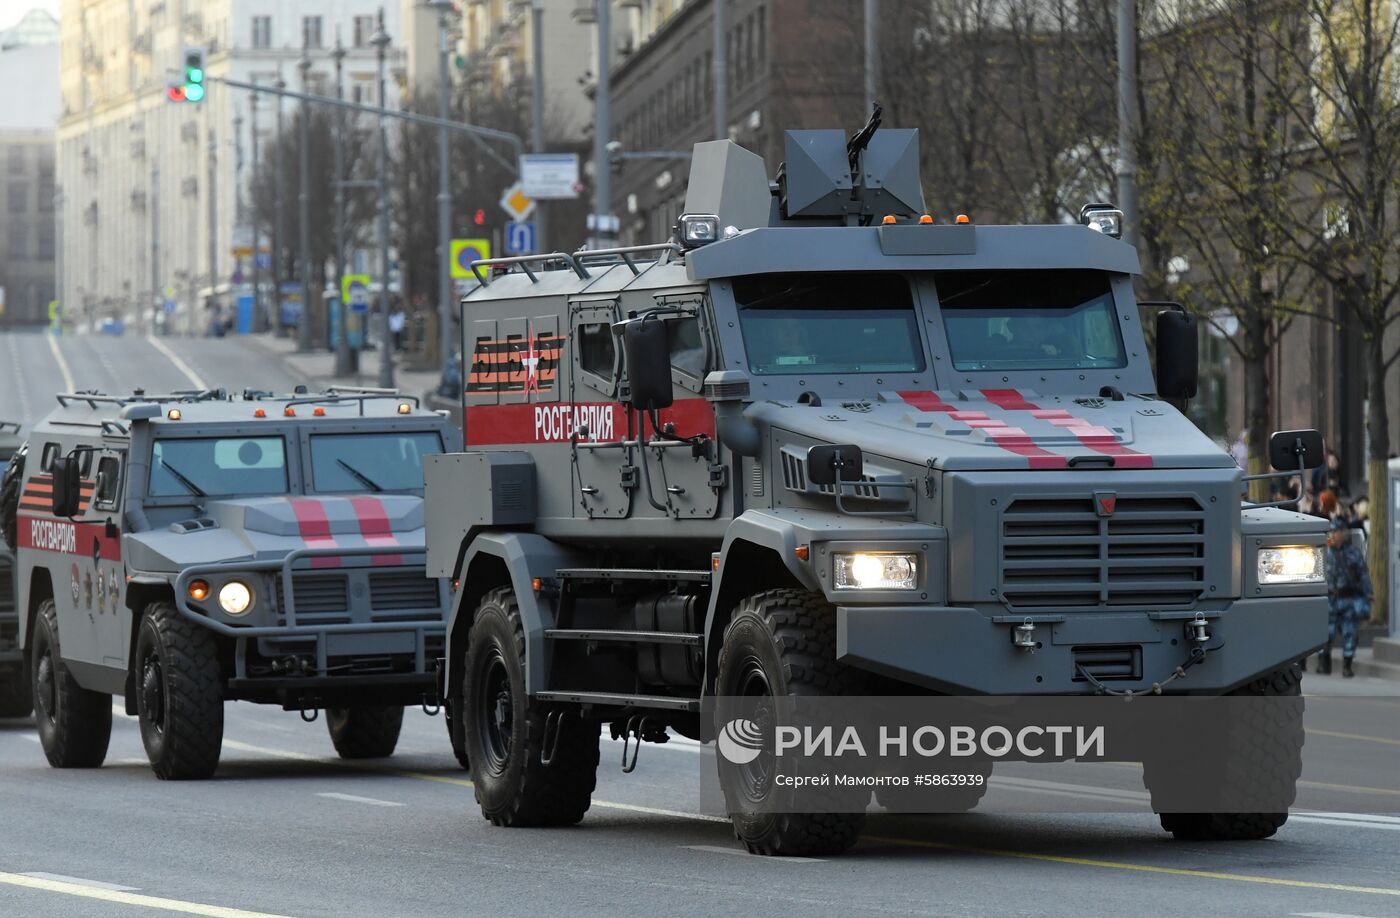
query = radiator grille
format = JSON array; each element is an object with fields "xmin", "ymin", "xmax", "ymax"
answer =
[
  {"xmin": 276, "ymin": 574, "xmax": 349, "ymax": 618},
  {"xmin": 369, "ymin": 571, "xmax": 440, "ymax": 612},
  {"xmin": 1000, "ymin": 496, "xmax": 1206, "ymax": 610}
]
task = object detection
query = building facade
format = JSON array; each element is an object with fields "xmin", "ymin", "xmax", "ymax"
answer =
[
  {"xmin": 0, "ymin": 21, "xmax": 60, "ymax": 327},
  {"xmin": 56, "ymin": 0, "xmax": 405, "ymax": 332}
]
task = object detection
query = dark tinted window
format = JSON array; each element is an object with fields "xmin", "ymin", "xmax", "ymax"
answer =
[
  {"xmin": 310, "ymin": 431, "xmax": 443, "ymax": 493},
  {"xmin": 94, "ymin": 456, "xmax": 121, "ymax": 509},
  {"xmin": 666, "ymin": 316, "xmax": 706, "ymax": 377},
  {"xmin": 150, "ymin": 437, "xmax": 288, "ymax": 497},
  {"xmin": 577, "ymin": 322, "xmax": 616, "ymax": 380},
  {"xmin": 734, "ymin": 273, "xmax": 923, "ymax": 376},
  {"xmin": 937, "ymin": 270, "xmax": 1125, "ymax": 371},
  {"xmin": 40, "ymin": 442, "xmax": 58, "ymax": 471}
]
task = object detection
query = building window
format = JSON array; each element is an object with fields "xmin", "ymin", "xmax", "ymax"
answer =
[
  {"xmin": 251, "ymin": 15, "xmax": 272, "ymax": 49},
  {"xmin": 8, "ymin": 183, "xmax": 26, "ymax": 213},
  {"xmin": 303, "ymin": 15, "xmax": 322, "ymax": 48},
  {"xmin": 8, "ymin": 232, "xmax": 25, "ymax": 258},
  {"xmin": 38, "ymin": 224, "xmax": 55, "ymax": 259},
  {"xmin": 6, "ymin": 148, "xmax": 22, "ymax": 173},
  {"xmin": 353, "ymin": 15, "xmax": 375, "ymax": 48}
]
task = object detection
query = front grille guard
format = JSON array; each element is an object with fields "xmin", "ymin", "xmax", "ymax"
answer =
[{"xmin": 172, "ymin": 547, "xmax": 447, "ymax": 676}]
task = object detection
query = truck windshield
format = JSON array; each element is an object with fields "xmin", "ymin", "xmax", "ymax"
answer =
[
  {"xmin": 309, "ymin": 431, "xmax": 443, "ymax": 493},
  {"xmin": 735, "ymin": 273, "xmax": 924, "ymax": 375},
  {"xmin": 937, "ymin": 270, "xmax": 1126, "ymax": 371},
  {"xmin": 149, "ymin": 437, "xmax": 288, "ymax": 497}
]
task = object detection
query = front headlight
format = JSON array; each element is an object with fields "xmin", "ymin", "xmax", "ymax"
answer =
[
  {"xmin": 833, "ymin": 552, "xmax": 919, "ymax": 590},
  {"xmin": 1257, "ymin": 546, "xmax": 1326, "ymax": 585},
  {"xmin": 218, "ymin": 580, "xmax": 254, "ymax": 615}
]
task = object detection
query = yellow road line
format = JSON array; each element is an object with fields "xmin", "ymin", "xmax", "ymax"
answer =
[
  {"xmin": 862, "ymin": 835, "xmax": 1400, "ymax": 897},
  {"xmin": 46, "ymin": 333, "xmax": 74, "ymax": 391},
  {"xmin": 1298, "ymin": 779, "xmax": 1400, "ymax": 797},
  {"xmin": 0, "ymin": 871, "xmax": 295, "ymax": 918},
  {"xmin": 147, "ymin": 334, "xmax": 208, "ymax": 389},
  {"xmin": 1309, "ymin": 728, "xmax": 1400, "ymax": 747}
]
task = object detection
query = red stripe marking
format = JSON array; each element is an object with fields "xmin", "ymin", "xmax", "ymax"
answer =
[
  {"xmin": 350, "ymin": 497, "xmax": 403, "ymax": 566},
  {"xmin": 984, "ymin": 427, "xmax": 1068, "ymax": 470},
  {"xmin": 981, "ymin": 388, "xmax": 1038, "ymax": 411},
  {"xmin": 982, "ymin": 388, "xmax": 1154, "ymax": 469},
  {"xmin": 896, "ymin": 390, "xmax": 960, "ymax": 413},
  {"xmin": 290, "ymin": 499, "xmax": 341, "ymax": 568}
]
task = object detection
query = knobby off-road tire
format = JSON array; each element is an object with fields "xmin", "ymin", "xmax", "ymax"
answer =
[
  {"xmin": 444, "ymin": 694, "xmax": 470, "ymax": 770},
  {"xmin": 32, "ymin": 599, "xmax": 111, "ymax": 767},
  {"xmin": 716, "ymin": 588, "xmax": 869, "ymax": 857},
  {"xmin": 1144, "ymin": 664, "xmax": 1303, "ymax": 841},
  {"xmin": 463, "ymin": 587, "xmax": 599, "ymax": 826},
  {"xmin": 326, "ymin": 706, "xmax": 405, "ymax": 759},
  {"xmin": 135, "ymin": 602, "xmax": 224, "ymax": 780},
  {"xmin": 0, "ymin": 663, "xmax": 33, "ymax": 718},
  {"xmin": 0, "ymin": 442, "xmax": 25, "ymax": 551}
]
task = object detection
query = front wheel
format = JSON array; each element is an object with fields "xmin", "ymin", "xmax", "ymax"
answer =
[
  {"xmin": 135, "ymin": 602, "xmax": 224, "ymax": 780},
  {"xmin": 32, "ymin": 599, "xmax": 111, "ymax": 767},
  {"xmin": 463, "ymin": 587, "xmax": 598, "ymax": 826},
  {"xmin": 715, "ymin": 589, "xmax": 868, "ymax": 857},
  {"xmin": 326, "ymin": 706, "xmax": 404, "ymax": 759}
]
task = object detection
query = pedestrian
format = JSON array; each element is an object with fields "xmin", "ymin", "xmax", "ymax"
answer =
[
  {"xmin": 1315, "ymin": 489, "xmax": 1338, "ymax": 521},
  {"xmin": 1348, "ymin": 496, "xmax": 1370, "ymax": 537},
  {"xmin": 1319, "ymin": 517, "xmax": 1371, "ymax": 677},
  {"xmin": 1231, "ymin": 429, "xmax": 1249, "ymax": 470},
  {"xmin": 1311, "ymin": 449, "xmax": 1344, "ymax": 497},
  {"xmin": 389, "ymin": 307, "xmax": 406, "ymax": 352}
]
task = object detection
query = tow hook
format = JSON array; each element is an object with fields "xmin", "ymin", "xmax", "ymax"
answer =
[
  {"xmin": 1012, "ymin": 619, "xmax": 1038, "ymax": 651},
  {"xmin": 611, "ymin": 715, "xmax": 669, "ymax": 774},
  {"xmin": 1188, "ymin": 612, "xmax": 1211, "ymax": 645},
  {"xmin": 300, "ymin": 705, "xmax": 319, "ymax": 723}
]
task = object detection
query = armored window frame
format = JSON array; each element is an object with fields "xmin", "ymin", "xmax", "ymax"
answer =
[
  {"xmin": 656, "ymin": 294, "xmax": 713, "ymax": 394},
  {"xmin": 93, "ymin": 455, "xmax": 122, "ymax": 511},
  {"xmin": 571, "ymin": 300, "xmax": 621, "ymax": 398},
  {"xmin": 40, "ymin": 442, "xmax": 58, "ymax": 472}
]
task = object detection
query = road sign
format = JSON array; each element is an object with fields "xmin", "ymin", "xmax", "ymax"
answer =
[
  {"xmin": 519, "ymin": 153, "xmax": 580, "ymax": 200},
  {"xmin": 342, "ymin": 274, "xmax": 372, "ymax": 313},
  {"xmin": 505, "ymin": 222, "xmax": 536, "ymax": 255},
  {"xmin": 498, "ymin": 183, "xmax": 536, "ymax": 222},
  {"xmin": 451, "ymin": 239, "xmax": 491, "ymax": 279},
  {"xmin": 255, "ymin": 252, "xmax": 272, "ymax": 269}
]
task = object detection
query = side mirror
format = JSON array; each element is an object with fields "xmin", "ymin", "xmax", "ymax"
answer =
[
  {"xmin": 806, "ymin": 444, "xmax": 864, "ymax": 486},
  {"xmin": 1154, "ymin": 308, "xmax": 1199, "ymax": 400},
  {"xmin": 620, "ymin": 316, "xmax": 673, "ymax": 410},
  {"xmin": 1269, "ymin": 429, "xmax": 1325, "ymax": 472},
  {"xmin": 50, "ymin": 455, "xmax": 83, "ymax": 518}
]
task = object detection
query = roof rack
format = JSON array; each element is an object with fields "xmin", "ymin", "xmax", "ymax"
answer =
[
  {"xmin": 282, "ymin": 392, "xmax": 421, "ymax": 417},
  {"xmin": 0, "ymin": 420, "xmax": 21, "ymax": 434},
  {"xmin": 55, "ymin": 389, "xmax": 228, "ymax": 409},
  {"xmin": 572, "ymin": 243, "xmax": 680, "ymax": 277},
  {"xmin": 469, "ymin": 252, "xmax": 590, "ymax": 285},
  {"xmin": 325, "ymin": 385, "xmax": 400, "ymax": 396}
]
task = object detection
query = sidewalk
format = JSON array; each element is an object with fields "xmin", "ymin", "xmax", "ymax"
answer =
[{"xmin": 243, "ymin": 333, "xmax": 440, "ymax": 401}]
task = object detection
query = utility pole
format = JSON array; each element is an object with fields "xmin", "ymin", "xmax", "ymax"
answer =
[
  {"xmin": 429, "ymin": 0, "xmax": 454, "ymax": 370},
  {"xmin": 207, "ymin": 126, "xmax": 218, "ymax": 334},
  {"xmin": 531, "ymin": 0, "xmax": 548, "ymax": 254},
  {"xmin": 297, "ymin": 35, "xmax": 314, "ymax": 353},
  {"xmin": 713, "ymin": 0, "xmax": 726, "ymax": 140},
  {"xmin": 863, "ymin": 0, "xmax": 878, "ymax": 114},
  {"xmin": 333, "ymin": 31, "xmax": 352, "ymax": 376},
  {"xmin": 592, "ymin": 0, "xmax": 613, "ymax": 247},
  {"xmin": 372, "ymin": 9, "xmax": 395, "ymax": 389},
  {"xmin": 1116, "ymin": 0, "xmax": 1139, "ymax": 248},
  {"xmin": 150, "ymin": 165, "xmax": 159, "ymax": 335},
  {"xmin": 250, "ymin": 92, "xmax": 264, "ymax": 333},
  {"xmin": 274, "ymin": 72, "xmax": 287, "ymax": 336}
]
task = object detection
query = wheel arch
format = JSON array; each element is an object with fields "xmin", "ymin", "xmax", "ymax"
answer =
[
  {"xmin": 123, "ymin": 580, "xmax": 176, "ymax": 713},
  {"xmin": 24, "ymin": 566, "xmax": 54, "ymax": 652}
]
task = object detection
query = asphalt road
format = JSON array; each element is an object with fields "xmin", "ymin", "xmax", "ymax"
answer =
[{"xmin": 2, "ymin": 332, "xmax": 1400, "ymax": 917}]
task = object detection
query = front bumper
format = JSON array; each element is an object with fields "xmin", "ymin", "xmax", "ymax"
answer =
[{"xmin": 837, "ymin": 595, "xmax": 1327, "ymax": 694}]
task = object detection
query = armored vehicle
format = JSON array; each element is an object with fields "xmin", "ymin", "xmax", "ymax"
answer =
[
  {"xmin": 1, "ymin": 388, "xmax": 457, "ymax": 779},
  {"xmin": 0, "ymin": 420, "xmax": 31, "ymax": 717},
  {"xmin": 426, "ymin": 113, "xmax": 1328, "ymax": 855}
]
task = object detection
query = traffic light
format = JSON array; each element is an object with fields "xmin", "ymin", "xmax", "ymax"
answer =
[
  {"xmin": 473, "ymin": 209, "xmax": 486, "ymax": 226},
  {"xmin": 166, "ymin": 46, "xmax": 207, "ymax": 102}
]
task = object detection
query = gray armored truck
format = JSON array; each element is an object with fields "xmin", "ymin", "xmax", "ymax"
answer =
[
  {"xmin": 425, "ymin": 117, "xmax": 1329, "ymax": 856},
  {"xmin": 0, "ymin": 389, "xmax": 457, "ymax": 779},
  {"xmin": 0, "ymin": 420, "xmax": 31, "ymax": 717}
]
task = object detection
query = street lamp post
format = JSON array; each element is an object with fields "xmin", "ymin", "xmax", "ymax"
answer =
[
  {"xmin": 372, "ymin": 9, "xmax": 395, "ymax": 389},
  {"xmin": 428, "ymin": 0, "xmax": 454, "ymax": 371},
  {"xmin": 274, "ymin": 72, "xmax": 287, "ymax": 337},
  {"xmin": 713, "ymin": 0, "xmax": 725, "ymax": 140},
  {"xmin": 531, "ymin": 0, "xmax": 547, "ymax": 253},
  {"xmin": 591, "ymin": 0, "xmax": 612, "ymax": 247},
  {"xmin": 250, "ymin": 93, "xmax": 264, "ymax": 333},
  {"xmin": 332, "ymin": 33, "xmax": 352, "ymax": 377},
  {"xmin": 297, "ymin": 37, "xmax": 314, "ymax": 353}
]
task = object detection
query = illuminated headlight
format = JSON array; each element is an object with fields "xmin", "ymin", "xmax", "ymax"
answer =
[
  {"xmin": 677, "ymin": 213, "xmax": 720, "ymax": 248},
  {"xmin": 1257, "ymin": 546, "xmax": 1326, "ymax": 585},
  {"xmin": 218, "ymin": 581, "xmax": 254, "ymax": 616},
  {"xmin": 833, "ymin": 552, "xmax": 918, "ymax": 591},
  {"xmin": 1079, "ymin": 203, "xmax": 1124, "ymax": 238}
]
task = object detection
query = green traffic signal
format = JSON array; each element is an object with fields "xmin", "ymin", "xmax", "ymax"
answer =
[
  {"xmin": 184, "ymin": 82, "xmax": 205, "ymax": 102},
  {"xmin": 187, "ymin": 67, "xmax": 204, "ymax": 84}
]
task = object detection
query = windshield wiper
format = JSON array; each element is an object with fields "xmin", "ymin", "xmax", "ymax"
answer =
[
  {"xmin": 336, "ymin": 458, "xmax": 383, "ymax": 492},
  {"xmin": 159, "ymin": 458, "xmax": 207, "ymax": 497}
]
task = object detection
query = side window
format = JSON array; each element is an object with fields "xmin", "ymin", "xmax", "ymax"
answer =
[
  {"xmin": 94, "ymin": 456, "xmax": 122, "ymax": 510},
  {"xmin": 577, "ymin": 322, "xmax": 616, "ymax": 381},
  {"xmin": 40, "ymin": 442, "xmax": 58, "ymax": 471},
  {"xmin": 78, "ymin": 450, "xmax": 93, "ymax": 477},
  {"xmin": 666, "ymin": 316, "xmax": 706, "ymax": 379}
]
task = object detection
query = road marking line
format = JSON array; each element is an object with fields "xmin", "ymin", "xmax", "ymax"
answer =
[
  {"xmin": 1293, "ymin": 912, "xmax": 1387, "ymax": 917},
  {"xmin": 1290, "ymin": 816, "xmax": 1400, "ymax": 832},
  {"xmin": 0, "ymin": 870, "xmax": 295, "ymax": 917},
  {"xmin": 46, "ymin": 334, "xmax": 74, "ymax": 391},
  {"xmin": 20, "ymin": 872, "xmax": 138, "ymax": 891},
  {"xmin": 1309, "ymin": 728, "xmax": 1400, "ymax": 747},
  {"xmin": 147, "ymin": 334, "xmax": 208, "ymax": 389},
  {"xmin": 316, "ymin": 792, "xmax": 404, "ymax": 807},
  {"xmin": 682, "ymin": 844, "xmax": 824, "ymax": 863},
  {"xmin": 863, "ymin": 835, "xmax": 1400, "ymax": 897}
]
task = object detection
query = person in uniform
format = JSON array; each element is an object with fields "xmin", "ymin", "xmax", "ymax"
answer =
[{"xmin": 1320, "ymin": 517, "xmax": 1371, "ymax": 677}]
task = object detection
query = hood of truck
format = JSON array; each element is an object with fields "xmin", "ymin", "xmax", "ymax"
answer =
[
  {"xmin": 123, "ymin": 494, "xmax": 426, "ymax": 572},
  {"xmin": 760, "ymin": 387, "xmax": 1233, "ymax": 472}
]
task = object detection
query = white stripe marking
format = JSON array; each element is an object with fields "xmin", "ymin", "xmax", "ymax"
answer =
[
  {"xmin": 21, "ymin": 872, "xmax": 137, "ymax": 892},
  {"xmin": 0, "ymin": 870, "xmax": 294, "ymax": 917},
  {"xmin": 316, "ymin": 792, "xmax": 404, "ymax": 807},
  {"xmin": 147, "ymin": 334, "xmax": 208, "ymax": 389},
  {"xmin": 46, "ymin": 334, "xmax": 75, "ymax": 391},
  {"xmin": 1293, "ymin": 912, "xmax": 1387, "ymax": 917},
  {"xmin": 1290, "ymin": 815, "xmax": 1400, "ymax": 833},
  {"xmin": 683, "ymin": 844, "xmax": 824, "ymax": 863}
]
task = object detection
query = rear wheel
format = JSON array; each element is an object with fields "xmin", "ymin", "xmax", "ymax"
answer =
[
  {"xmin": 0, "ymin": 663, "xmax": 32, "ymax": 718},
  {"xmin": 135, "ymin": 602, "xmax": 224, "ymax": 780},
  {"xmin": 32, "ymin": 599, "xmax": 111, "ymax": 767},
  {"xmin": 463, "ymin": 587, "xmax": 598, "ymax": 826},
  {"xmin": 444, "ymin": 694, "xmax": 469, "ymax": 770},
  {"xmin": 716, "ymin": 589, "xmax": 868, "ymax": 857},
  {"xmin": 327, "ymin": 706, "xmax": 405, "ymax": 759}
]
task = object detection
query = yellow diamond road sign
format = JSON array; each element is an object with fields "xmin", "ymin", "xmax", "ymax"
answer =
[{"xmin": 499, "ymin": 182, "xmax": 536, "ymax": 222}]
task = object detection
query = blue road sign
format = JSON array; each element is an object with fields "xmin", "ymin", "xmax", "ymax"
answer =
[
  {"xmin": 255, "ymin": 252, "xmax": 272, "ymax": 269},
  {"xmin": 506, "ymin": 221, "xmax": 536, "ymax": 255}
]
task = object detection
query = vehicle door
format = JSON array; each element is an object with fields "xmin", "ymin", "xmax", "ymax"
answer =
[{"xmin": 568, "ymin": 298, "xmax": 632, "ymax": 519}]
